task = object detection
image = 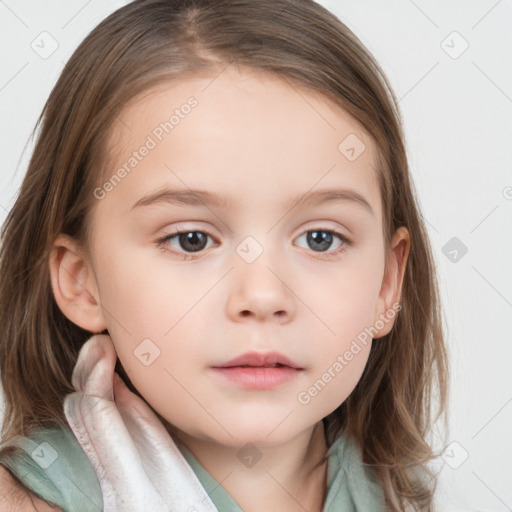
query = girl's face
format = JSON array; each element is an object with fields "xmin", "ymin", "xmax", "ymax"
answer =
[{"xmin": 83, "ymin": 66, "xmax": 406, "ymax": 447}]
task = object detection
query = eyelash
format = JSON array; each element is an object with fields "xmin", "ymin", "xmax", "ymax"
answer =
[{"xmin": 155, "ymin": 227, "xmax": 352, "ymax": 261}]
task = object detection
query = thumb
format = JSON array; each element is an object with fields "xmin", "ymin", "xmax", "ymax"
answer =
[{"xmin": 71, "ymin": 334, "xmax": 117, "ymax": 400}]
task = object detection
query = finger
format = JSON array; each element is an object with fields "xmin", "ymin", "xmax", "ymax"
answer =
[
  {"xmin": 72, "ymin": 334, "xmax": 117, "ymax": 399},
  {"xmin": 65, "ymin": 391, "xmax": 169, "ymax": 512},
  {"xmin": 65, "ymin": 336, "xmax": 170, "ymax": 512}
]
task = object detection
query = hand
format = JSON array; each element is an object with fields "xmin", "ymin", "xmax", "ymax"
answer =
[{"xmin": 63, "ymin": 334, "xmax": 218, "ymax": 512}]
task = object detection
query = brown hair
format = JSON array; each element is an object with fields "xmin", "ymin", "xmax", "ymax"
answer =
[{"xmin": 0, "ymin": 0, "xmax": 449, "ymax": 509}]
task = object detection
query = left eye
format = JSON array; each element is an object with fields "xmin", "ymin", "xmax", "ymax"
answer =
[
  {"xmin": 156, "ymin": 228, "xmax": 351, "ymax": 258},
  {"xmin": 295, "ymin": 229, "xmax": 350, "ymax": 254}
]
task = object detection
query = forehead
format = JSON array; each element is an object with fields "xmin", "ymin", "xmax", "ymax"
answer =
[{"xmin": 98, "ymin": 66, "xmax": 381, "ymax": 219}]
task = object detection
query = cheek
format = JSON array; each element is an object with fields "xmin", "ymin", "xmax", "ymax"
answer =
[
  {"xmin": 299, "ymin": 320, "xmax": 373, "ymax": 416},
  {"xmin": 303, "ymin": 259, "xmax": 383, "ymax": 348},
  {"xmin": 295, "ymin": 255, "xmax": 382, "ymax": 410},
  {"xmin": 95, "ymin": 246, "xmax": 193, "ymax": 335},
  {"xmin": 93, "ymin": 250, "xmax": 212, "ymax": 393}
]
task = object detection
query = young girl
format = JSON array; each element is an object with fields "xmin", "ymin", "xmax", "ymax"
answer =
[{"xmin": 0, "ymin": 0, "xmax": 449, "ymax": 510}]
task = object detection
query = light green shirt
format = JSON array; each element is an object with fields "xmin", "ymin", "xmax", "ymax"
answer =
[{"xmin": 0, "ymin": 424, "xmax": 387, "ymax": 511}]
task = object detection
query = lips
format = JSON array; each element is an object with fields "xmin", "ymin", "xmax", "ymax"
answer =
[
  {"xmin": 210, "ymin": 351, "xmax": 304, "ymax": 390},
  {"xmin": 212, "ymin": 351, "xmax": 303, "ymax": 370}
]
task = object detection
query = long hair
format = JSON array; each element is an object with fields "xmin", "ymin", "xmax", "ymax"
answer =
[{"xmin": 0, "ymin": 1, "xmax": 449, "ymax": 509}]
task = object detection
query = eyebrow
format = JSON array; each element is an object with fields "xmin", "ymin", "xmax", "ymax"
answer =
[{"xmin": 130, "ymin": 187, "xmax": 374, "ymax": 216}]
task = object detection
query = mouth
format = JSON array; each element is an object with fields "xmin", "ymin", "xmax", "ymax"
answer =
[
  {"xmin": 210, "ymin": 351, "xmax": 304, "ymax": 389},
  {"xmin": 212, "ymin": 350, "xmax": 303, "ymax": 370}
]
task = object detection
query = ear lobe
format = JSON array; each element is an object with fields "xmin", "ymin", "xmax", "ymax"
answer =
[
  {"xmin": 49, "ymin": 234, "xmax": 107, "ymax": 333},
  {"xmin": 373, "ymin": 226, "xmax": 410, "ymax": 338}
]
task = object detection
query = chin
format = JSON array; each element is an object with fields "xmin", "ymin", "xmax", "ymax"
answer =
[
  {"xmin": 165, "ymin": 413, "xmax": 313, "ymax": 449},
  {"xmin": 208, "ymin": 423, "xmax": 303, "ymax": 449}
]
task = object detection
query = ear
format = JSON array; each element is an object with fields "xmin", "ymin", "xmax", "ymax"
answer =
[
  {"xmin": 48, "ymin": 234, "xmax": 107, "ymax": 333},
  {"xmin": 372, "ymin": 226, "xmax": 410, "ymax": 338}
]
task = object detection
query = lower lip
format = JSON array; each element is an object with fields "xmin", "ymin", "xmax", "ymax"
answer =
[{"xmin": 210, "ymin": 366, "xmax": 303, "ymax": 389}]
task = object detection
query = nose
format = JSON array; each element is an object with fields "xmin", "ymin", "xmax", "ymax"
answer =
[{"xmin": 225, "ymin": 251, "xmax": 296, "ymax": 323}]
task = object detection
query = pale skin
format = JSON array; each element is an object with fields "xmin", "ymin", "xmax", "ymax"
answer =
[{"xmin": 49, "ymin": 66, "xmax": 410, "ymax": 512}]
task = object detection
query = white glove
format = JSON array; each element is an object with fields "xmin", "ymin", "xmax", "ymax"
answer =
[{"xmin": 63, "ymin": 334, "xmax": 219, "ymax": 512}]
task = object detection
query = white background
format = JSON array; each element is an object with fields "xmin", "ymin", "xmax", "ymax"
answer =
[{"xmin": 0, "ymin": 1, "xmax": 511, "ymax": 510}]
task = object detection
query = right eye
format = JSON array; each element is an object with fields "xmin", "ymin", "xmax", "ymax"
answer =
[{"xmin": 156, "ymin": 229, "xmax": 216, "ymax": 259}]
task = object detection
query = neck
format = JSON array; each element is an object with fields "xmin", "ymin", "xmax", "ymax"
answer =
[{"xmin": 167, "ymin": 421, "xmax": 329, "ymax": 512}]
